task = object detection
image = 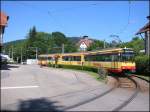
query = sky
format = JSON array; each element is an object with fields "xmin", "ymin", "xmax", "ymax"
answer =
[{"xmin": 1, "ymin": 1, "xmax": 149, "ymax": 43}]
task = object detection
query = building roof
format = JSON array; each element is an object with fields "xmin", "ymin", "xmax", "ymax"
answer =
[
  {"xmin": 136, "ymin": 16, "xmax": 150, "ymax": 35},
  {"xmin": 77, "ymin": 37, "xmax": 93, "ymax": 47},
  {"xmin": 136, "ymin": 22, "xmax": 150, "ymax": 35},
  {"xmin": 0, "ymin": 11, "xmax": 9, "ymax": 26}
]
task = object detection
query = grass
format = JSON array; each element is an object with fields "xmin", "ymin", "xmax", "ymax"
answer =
[
  {"xmin": 80, "ymin": 70, "xmax": 106, "ymax": 82},
  {"xmin": 48, "ymin": 66, "xmax": 106, "ymax": 82}
]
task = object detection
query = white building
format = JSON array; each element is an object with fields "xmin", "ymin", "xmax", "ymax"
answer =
[{"xmin": 77, "ymin": 36, "xmax": 93, "ymax": 51}]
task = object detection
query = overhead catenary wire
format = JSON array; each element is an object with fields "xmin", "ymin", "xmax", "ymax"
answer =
[
  {"xmin": 17, "ymin": 1, "xmax": 64, "ymax": 30},
  {"xmin": 17, "ymin": 2, "xmax": 100, "ymax": 31},
  {"xmin": 117, "ymin": 1, "xmax": 131, "ymax": 35},
  {"xmin": 109, "ymin": 1, "xmax": 131, "ymax": 44}
]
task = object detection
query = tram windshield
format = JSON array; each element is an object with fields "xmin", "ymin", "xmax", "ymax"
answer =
[{"xmin": 121, "ymin": 48, "xmax": 134, "ymax": 61}]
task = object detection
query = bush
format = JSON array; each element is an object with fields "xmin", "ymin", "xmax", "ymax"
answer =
[
  {"xmin": 48, "ymin": 62, "xmax": 54, "ymax": 67},
  {"xmin": 135, "ymin": 55, "xmax": 150, "ymax": 75},
  {"xmin": 57, "ymin": 64, "xmax": 98, "ymax": 73}
]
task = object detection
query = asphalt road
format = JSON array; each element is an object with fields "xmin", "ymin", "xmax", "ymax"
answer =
[{"xmin": 1, "ymin": 64, "xmax": 149, "ymax": 111}]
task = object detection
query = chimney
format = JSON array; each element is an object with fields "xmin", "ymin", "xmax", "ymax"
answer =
[{"xmin": 83, "ymin": 35, "xmax": 88, "ymax": 39}]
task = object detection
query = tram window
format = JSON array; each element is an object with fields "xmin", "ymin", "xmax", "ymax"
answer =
[
  {"xmin": 105, "ymin": 56, "xmax": 112, "ymax": 61},
  {"xmin": 38, "ymin": 57, "xmax": 42, "ymax": 60},
  {"xmin": 85, "ymin": 54, "xmax": 112, "ymax": 61},
  {"xmin": 72, "ymin": 56, "xmax": 81, "ymax": 61},
  {"xmin": 39, "ymin": 57, "xmax": 46, "ymax": 60},
  {"xmin": 121, "ymin": 53, "xmax": 134, "ymax": 61},
  {"xmin": 111, "ymin": 54, "xmax": 120, "ymax": 61},
  {"xmin": 62, "ymin": 56, "xmax": 81, "ymax": 61},
  {"xmin": 48, "ymin": 57, "xmax": 53, "ymax": 60},
  {"xmin": 121, "ymin": 48, "xmax": 134, "ymax": 61},
  {"xmin": 62, "ymin": 56, "xmax": 69, "ymax": 61}
]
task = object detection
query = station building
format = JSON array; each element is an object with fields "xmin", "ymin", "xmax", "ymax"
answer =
[
  {"xmin": 0, "ymin": 11, "xmax": 9, "ymax": 47},
  {"xmin": 136, "ymin": 16, "xmax": 150, "ymax": 55}
]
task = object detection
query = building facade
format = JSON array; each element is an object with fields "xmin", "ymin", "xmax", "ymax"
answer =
[
  {"xmin": 136, "ymin": 16, "xmax": 150, "ymax": 55},
  {"xmin": 77, "ymin": 36, "xmax": 93, "ymax": 51},
  {"xmin": 0, "ymin": 11, "xmax": 9, "ymax": 46}
]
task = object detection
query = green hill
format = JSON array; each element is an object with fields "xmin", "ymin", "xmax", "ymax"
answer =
[{"xmin": 3, "ymin": 39, "xmax": 27, "ymax": 47}]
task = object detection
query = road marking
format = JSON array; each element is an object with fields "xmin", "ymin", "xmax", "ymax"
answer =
[{"xmin": 1, "ymin": 86, "xmax": 39, "ymax": 90}]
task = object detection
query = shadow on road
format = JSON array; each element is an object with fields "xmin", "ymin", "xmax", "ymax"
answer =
[
  {"xmin": 0, "ymin": 64, "xmax": 20, "ymax": 70},
  {"xmin": 1, "ymin": 98, "xmax": 64, "ymax": 112}
]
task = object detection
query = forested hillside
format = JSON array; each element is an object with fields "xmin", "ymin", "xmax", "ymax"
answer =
[{"xmin": 3, "ymin": 26, "xmax": 144, "ymax": 62}]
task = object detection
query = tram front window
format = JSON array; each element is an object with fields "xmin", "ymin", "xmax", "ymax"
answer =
[
  {"xmin": 122, "ymin": 53, "xmax": 134, "ymax": 61},
  {"xmin": 121, "ymin": 49, "xmax": 134, "ymax": 61}
]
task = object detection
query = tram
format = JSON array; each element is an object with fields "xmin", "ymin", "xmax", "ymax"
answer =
[{"xmin": 38, "ymin": 47, "xmax": 136, "ymax": 74}]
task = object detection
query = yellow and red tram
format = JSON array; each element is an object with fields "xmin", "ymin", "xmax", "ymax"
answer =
[{"xmin": 38, "ymin": 48, "xmax": 136, "ymax": 74}]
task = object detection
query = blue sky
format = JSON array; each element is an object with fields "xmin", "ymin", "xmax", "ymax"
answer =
[{"xmin": 1, "ymin": 1, "xmax": 149, "ymax": 43}]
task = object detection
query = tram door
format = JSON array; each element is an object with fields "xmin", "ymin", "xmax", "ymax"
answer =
[{"xmin": 111, "ymin": 54, "xmax": 119, "ymax": 70}]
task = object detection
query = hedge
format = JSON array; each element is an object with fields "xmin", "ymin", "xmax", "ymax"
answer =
[
  {"xmin": 48, "ymin": 63, "xmax": 98, "ymax": 73},
  {"xmin": 134, "ymin": 55, "xmax": 150, "ymax": 75}
]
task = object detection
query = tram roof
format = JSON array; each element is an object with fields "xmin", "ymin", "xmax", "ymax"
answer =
[{"xmin": 39, "ymin": 48, "xmax": 133, "ymax": 57}]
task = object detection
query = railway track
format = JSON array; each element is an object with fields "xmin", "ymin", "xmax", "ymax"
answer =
[
  {"xmin": 113, "ymin": 73, "xmax": 140, "ymax": 111},
  {"xmin": 131, "ymin": 74, "xmax": 149, "ymax": 83},
  {"xmin": 61, "ymin": 76, "xmax": 120, "ymax": 111},
  {"xmin": 61, "ymin": 74, "xmax": 141, "ymax": 111},
  {"xmin": 38, "ymin": 69, "xmax": 146, "ymax": 111}
]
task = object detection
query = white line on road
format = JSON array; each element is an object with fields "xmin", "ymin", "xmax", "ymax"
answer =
[{"xmin": 1, "ymin": 85, "xmax": 39, "ymax": 90}]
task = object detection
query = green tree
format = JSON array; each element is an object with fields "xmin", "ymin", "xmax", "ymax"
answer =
[
  {"xmin": 119, "ymin": 37, "xmax": 144, "ymax": 55},
  {"xmin": 87, "ymin": 40, "xmax": 104, "ymax": 51},
  {"xmin": 50, "ymin": 32, "xmax": 68, "ymax": 53},
  {"xmin": 26, "ymin": 26, "xmax": 38, "ymax": 58},
  {"xmin": 64, "ymin": 40, "xmax": 77, "ymax": 53},
  {"xmin": 52, "ymin": 32, "xmax": 67, "ymax": 47},
  {"xmin": 3, "ymin": 29, "xmax": 79, "ymax": 61},
  {"xmin": 3, "ymin": 39, "xmax": 27, "ymax": 62}
]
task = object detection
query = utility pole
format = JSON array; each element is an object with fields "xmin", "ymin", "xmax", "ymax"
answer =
[
  {"xmin": 28, "ymin": 47, "xmax": 38, "ymax": 60},
  {"xmin": 47, "ymin": 47, "xmax": 51, "ymax": 58},
  {"xmin": 104, "ymin": 40, "xmax": 106, "ymax": 48},
  {"xmin": 9, "ymin": 49, "xmax": 11, "ymax": 58},
  {"xmin": 21, "ymin": 47, "xmax": 22, "ymax": 64},
  {"xmin": 3, "ymin": 48, "xmax": 5, "ymax": 54},
  {"xmin": 12, "ymin": 46, "xmax": 14, "ymax": 61},
  {"xmin": 46, "ymin": 48, "xmax": 50, "ymax": 66},
  {"xmin": 36, "ymin": 47, "xmax": 38, "ymax": 60},
  {"xmin": 17, "ymin": 57, "xmax": 19, "ymax": 63},
  {"xmin": 62, "ymin": 43, "xmax": 64, "ymax": 54}
]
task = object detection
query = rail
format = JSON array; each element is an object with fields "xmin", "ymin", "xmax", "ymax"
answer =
[
  {"xmin": 62, "ymin": 74, "xmax": 140, "ymax": 111},
  {"xmin": 113, "ymin": 73, "xmax": 140, "ymax": 111},
  {"xmin": 62, "ymin": 76, "xmax": 120, "ymax": 111},
  {"xmin": 131, "ymin": 74, "xmax": 150, "ymax": 83}
]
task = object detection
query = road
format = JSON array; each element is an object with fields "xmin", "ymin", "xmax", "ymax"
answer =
[{"xmin": 1, "ymin": 64, "xmax": 149, "ymax": 111}]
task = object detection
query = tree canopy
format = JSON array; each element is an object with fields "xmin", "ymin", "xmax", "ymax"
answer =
[
  {"xmin": 119, "ymin": 37, "xmax": 144, "ymax": 55},
  {"xmin": 3, "ymin": 26, "xmax": 145, "ymax": 62},
  {"xmin": 87, "ymin": 40, "xmax": 104, "ymax": 51},
  {"xmin": 3, "ymin": 26, "xmax": 78, "ymax": 62}
]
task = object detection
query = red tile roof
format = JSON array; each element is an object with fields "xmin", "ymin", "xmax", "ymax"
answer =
[
  {"xmin": 77, "ymin": 38, "xmax": 93, "ymax": 47},
  {"xmin": 0, "ymin": 12, "xmax": 9, "ymax": 26},
  {"xmin": 136, "ymin": 22, "xmax": 150, "ymax": 35}
]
